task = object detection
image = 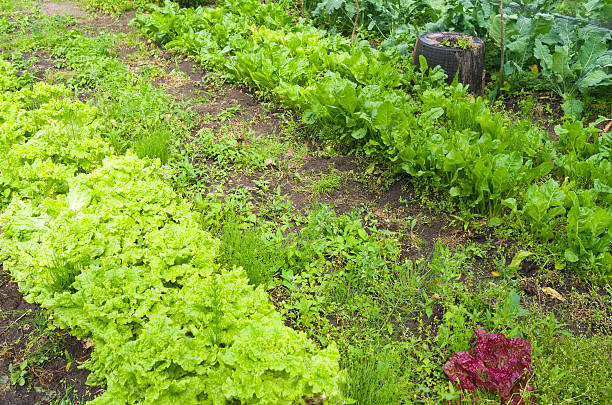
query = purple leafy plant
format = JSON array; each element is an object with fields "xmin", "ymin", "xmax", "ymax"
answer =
[{"xmin": 444, "ymin": 329, "xmax": 533, "ymax": 404}]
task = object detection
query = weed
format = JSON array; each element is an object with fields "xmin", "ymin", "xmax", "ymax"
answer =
[
  {"xmin": 218, "ymin": 220, "xmax": 284, "ymax": 287},
  {"xmin": 48, "ymin": 382, "xmax": 78, "ymax": 405},
  {"xmin": 8, "ymin": 360, "xmax": 28, "ymax": 386},
  {"xmin": 343, "ymin": 346, "xmax": 405, "ymax": 404},
  {"xmin": 304, "ymin": 168, "xmax": 343, "ymax": 197},
  {"xmin": 531, "ymin": 334, "xmax": 612, "ymax": 403},
  {"xmin": 260, "ymin": 186, "xmax": 295, "ymax": 222},
  {"xmin": 353, "ymin": 159, "xmax": 402, "ymax": 193},
  {"xmin": 199, "ymin": 69, "xmax": 229, "ymax": 94},
  {"xmin": 215, "ymin": 104, "xmax": 242, "ymax": 122}
]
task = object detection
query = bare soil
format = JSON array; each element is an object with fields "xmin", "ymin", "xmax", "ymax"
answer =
[
  {"xmin": 39, "ymin": 1, "xmax": 88, "ymax": 18},
  {"xmin": 0, "ymin": 271, "xmax": 97, "ymax": 405}
]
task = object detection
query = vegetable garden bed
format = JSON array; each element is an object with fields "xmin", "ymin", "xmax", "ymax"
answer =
[{"xmin": 0, "ymin": 0, "xmax": 610, "ymax": 404}]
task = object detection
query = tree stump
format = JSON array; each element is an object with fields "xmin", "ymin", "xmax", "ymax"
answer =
[{"xmin": 413, "ymin": 32, "xmax": 485, "ymax": 96}]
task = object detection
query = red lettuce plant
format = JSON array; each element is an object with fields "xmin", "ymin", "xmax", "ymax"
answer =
[{"xmin": 444, "ymin": 329, "xmax": 533, "ymax": 404}]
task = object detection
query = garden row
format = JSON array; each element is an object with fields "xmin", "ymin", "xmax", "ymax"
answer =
[
  {"xmin": 135, "ymin": 0, "xmax": 611, "ymax": 279},
  {"xmin": 0, "ymin": 58, "xmax": 342, "ymax": 404},
  {"xmin": 303, "ymin": 0, "xmax": 612, "ymax": 117}
]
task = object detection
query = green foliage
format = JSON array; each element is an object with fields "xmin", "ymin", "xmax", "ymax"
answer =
[
  {"xmin": 439, "ymin": 36, "xmax": 473, "ymax": 50},
  {"xmin": 189, "ymin": 165, "xmax": 610, "ymax": 403},
  {"xmin": 176, "ymin": 0, "xmax": 217, "ymax": 7},
  {"xmin": 0, "ymin": 15, "xmax": 185, "ymax": 163},
  {"xmin": 44, "ymin": 28, "xmax": 184, "ymax": 162},
  {"xmin": 429, "ymin": 0, "xmax": 612, "ymax": 116},
  {"xmin": 305, "ymin": 0, "xmax": 611, "ymax": 114},
  {"xmin": 135, "ymin": 0, "xmax": 611, "ymax": 277},
  {"xmin": 8, "ymin": 360, "xmax": 28, "ymax": 386},
  {"xmin": 305, "ymin": 168, "xmax": 343, "ymax": 196},
  {"xmin": 0, "ymin": 59, "xmax": 342, "ymax": 404},
  {"xmin": 79, "ymin": 0, "xmax": 163, "ymax": 13},
  {"xmin": 306, "ymin": 0, "xmax": 436, "ymax": 37},
  {"xmin": 490, "ymin": 12, "xmax": 611, "ymax": 117},
  {"xmin": 2, "ymin": 155, "xmax": 342, "ymax": 403},
  {"xmin": 218, "ymin": 219, "xmax": 288, "ymax": 287},
  {"xmin": 0, "ymin": 74, "xmax": 110, "ymax": 209},
  {"xmin": 281, "ymin": 225, "xmax": 610, "ymax": 403},
  {"xmin": 298, "ymin": 205, "xmax": 400, "ymax": 281},
  {"xmin": 531, "ymin": 334, "xmax": 612, "ymax": 403},
  {"xmin": 343, "ymin": 346, "xmax": 406, "ymax": 404}
]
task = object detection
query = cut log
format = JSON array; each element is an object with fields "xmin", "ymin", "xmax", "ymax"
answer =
[{"xmin": 413, "ymin": 32, "xmax": 486, "ymax": 96}]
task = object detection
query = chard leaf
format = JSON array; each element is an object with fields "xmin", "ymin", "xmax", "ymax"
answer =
[
  {"xmin": 373, "ymin": 101, "xmax": 395, "ymax": 132},
  {"xmin": 419, "ymin": 106, "xmax": 444, "ymax": 123},
  {"xmin": 351, "ymin": 127, "xmax": 367, "ymax": 139}
]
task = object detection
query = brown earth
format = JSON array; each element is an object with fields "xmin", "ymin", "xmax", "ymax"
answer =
[
  {"xmin": 0, "ymin": 270, "xmax": 97, "ymax": 405},
  {"xmin": 39, "ymin": 1, "xmax": 88, "ymax": 18}
]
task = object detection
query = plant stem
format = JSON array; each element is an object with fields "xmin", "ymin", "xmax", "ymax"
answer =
[
  {"xmin": 499, "ymin": 0, "xmax": 505, "ymax": 93},
  {"xmin": 351, "ymin": 0, "xmax": 360, "ymax": 47}
]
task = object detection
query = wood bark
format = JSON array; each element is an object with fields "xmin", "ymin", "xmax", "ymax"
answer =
[{"xmin": 454, "ymin": 44, "xmax": 486, "ymax": 95}]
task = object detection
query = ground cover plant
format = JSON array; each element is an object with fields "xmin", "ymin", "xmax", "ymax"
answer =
[
  {"xmin": 134, "ymin": 0, "xmax": 611, "ymax": 279},
  {"xmin": 0, "ymin": 31, "xmax": 341, "ymax": 405},
  {"xmin": 0, "ymin": 1, "xmax": 611, "ymax": 404}
]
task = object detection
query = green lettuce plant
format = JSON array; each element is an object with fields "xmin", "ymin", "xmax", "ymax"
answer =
[{"xmin": 0, "ymin": 58, "xmax": 343, "ymax": 404}]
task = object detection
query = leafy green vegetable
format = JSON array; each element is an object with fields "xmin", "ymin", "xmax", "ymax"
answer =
[
  {"xmin": 133, "ymin": 0, "xmax": 611, "ymax": 276},
  {"xmin": 0, "ymin": 58, "xmax": 343, "ymax": 404}
]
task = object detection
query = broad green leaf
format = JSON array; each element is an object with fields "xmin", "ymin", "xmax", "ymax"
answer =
[
  {"xmin": 420, "ymin": 106, "xmax": 444, "ymax": 123},
  {"xmin": 502, "ymin": 198, "xmax": 517, "ymax": 212},
  {"xmin": 509, "ymin": 250, "xmax": 533, "ymax": 269},
  {"xmin": 551, "ymin": 46, "xmax": 571, "ymax": 79},
  {"xmin": 561, "ymin": 97, "xmax": 584, "ymax": 119},
  {"xmin": 489, "ymin": 14, "xmax": 502, "ymax": 45},
  {"xmin": 351, "ymin": 127, "xmax": 367, "ymax": 139},
  {"xmin": 373, "ymin": 101, "xmax": 395, "ymax": 131},
  {"xmin": 334, "ymin": 80, "xmax": 358, "ymax": 113},
  {"xmin": 525, "ymin": 161, "xmax": 554, "ymax": 184},
  {"xmin": 488, "ymin": 217, "xmax": 502, "ymax": 227},
  {"xmin": 576, "ymin": 70, "xmax": 611, "ymax": 93},
  {"xmin": 576, "ymin": 38, "xmax": 608, "ymax": 71},
  {"xmin": 564, "ymin": 249, "xmax": 579, "ymax": 263},
  {"xmin": 533, "ymin": 40, "xmax": 552, "ymax": 70},
  {"xmin": 418, "ymin": 54, "xmax": 428, "ymax": 73}
]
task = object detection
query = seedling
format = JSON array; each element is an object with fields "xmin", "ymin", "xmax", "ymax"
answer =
[{"xmin": 9, "ymin": 360, "xmax": 28, "ymax": 386}]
